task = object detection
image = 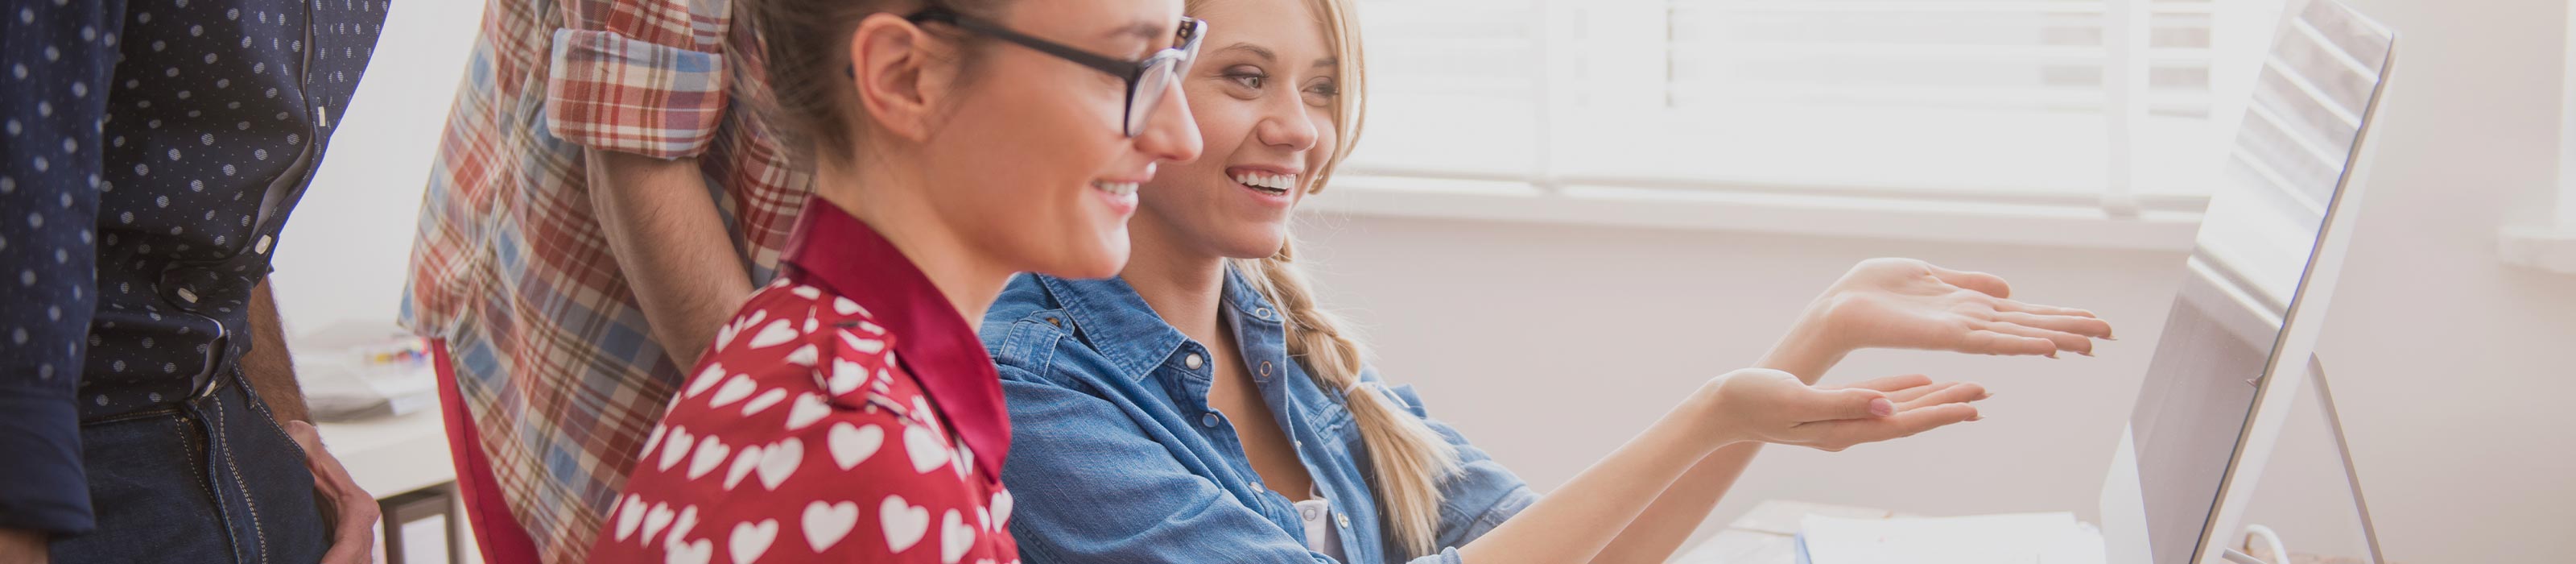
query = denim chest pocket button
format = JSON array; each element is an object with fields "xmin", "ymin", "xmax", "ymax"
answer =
[
  {"xmin": 1200, "ymin": 413, "xmax": 1220, "ymax": 428},
  {"xmin": 1184, "ymin": 353, "xmax": 1205, "ymax": 370}
]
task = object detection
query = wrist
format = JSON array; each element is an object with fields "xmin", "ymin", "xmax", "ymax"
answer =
[
  {"xmin": 1760, "ymin": 304, "xmax": 1851, "ymax": 384},
  {"xmin": 1680, "ymin": 380, "xmax": 1751, "ymax": 453}
]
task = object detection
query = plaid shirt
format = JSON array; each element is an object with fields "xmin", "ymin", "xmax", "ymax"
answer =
[{"xmin": 399, "ymin": 0, "xmax": 809, "ymax": 561}]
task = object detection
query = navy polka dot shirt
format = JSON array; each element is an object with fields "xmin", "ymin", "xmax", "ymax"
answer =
[{"xmin": 0, "ymin": 0, "xmax": 386, "ymax": 534}]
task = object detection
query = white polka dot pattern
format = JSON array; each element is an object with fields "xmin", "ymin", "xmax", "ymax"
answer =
[{"xmin": 0, "ymin": 0, "xmax": 387, "ymax": 507}]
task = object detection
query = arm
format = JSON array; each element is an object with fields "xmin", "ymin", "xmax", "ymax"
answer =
[
  {"xmin": 995, "ymin": 368, "xmax": 1338, "ymax": 564},
  {"xmin": 585, "ymin": 151, "xmax": 753, "ymax": 367},
  {"xmin": 545, "ymin": 0, "xmax": 749, "ymax": 367},
  {"xmin": 241, "ymin": 280, "xmax": 310, "ymax": 424},
  {"xmin": 1455, "ymin": 370, "xmax": 1982, "ymax": 564},
  {"xmin": 0, "ymin": 4, "xmax": 121, "ymax": 558},
  {"xmin": 1585, "ymin": 258, "xmax": 2112, "ymax": 563}
]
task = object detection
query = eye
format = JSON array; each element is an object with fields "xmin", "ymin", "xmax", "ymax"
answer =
[
  {"xmin": 1302, "ymin": 80, "xmax": 1340, "ymax": 106},
  {"xmin": 1225, "ymin": 71, "xmax": 1266, "ymax": 90}
]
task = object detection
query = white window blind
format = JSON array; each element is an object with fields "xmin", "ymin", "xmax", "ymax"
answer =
[{"xmin": 1346, "ymin": 0, "xmax": 2281, "ymax": 213}]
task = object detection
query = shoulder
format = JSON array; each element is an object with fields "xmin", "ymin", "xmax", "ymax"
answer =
[{"xmin": 977, "ymin": 276, "xmax": 1089, "ymax": 386}]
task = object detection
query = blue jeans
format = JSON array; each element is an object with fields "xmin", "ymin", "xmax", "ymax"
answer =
[{"xmin": 50, "ymin": 371, "xmax": 328, "ymax": 564}]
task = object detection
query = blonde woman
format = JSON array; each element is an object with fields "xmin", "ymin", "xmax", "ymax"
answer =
[{"xmin": 978, "ymin": 0, "xmax": 2115, "ymax": 562}]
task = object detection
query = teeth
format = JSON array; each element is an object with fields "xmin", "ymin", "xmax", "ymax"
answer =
[
  {"xmin": 1091, "ymin": 180, "xmax": 1137, "ymax": 196},
  {"xmin": 1230, "ymin": 172, "xmax": 1298, "ymax": 192}
]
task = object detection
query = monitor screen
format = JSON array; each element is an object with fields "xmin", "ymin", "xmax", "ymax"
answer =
[{"xmin": 2116, "ymin": 2, "xmax": 2393, "ymax": 562}]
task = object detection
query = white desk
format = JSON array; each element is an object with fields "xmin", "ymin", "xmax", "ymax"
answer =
[{"xmin": 1668, "ymin": 500, "xmax": 2378, "ymax": 564}]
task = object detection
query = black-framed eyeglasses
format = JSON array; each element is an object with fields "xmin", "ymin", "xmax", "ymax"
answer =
[{"xmin": 906, "ymin": 7, "xmax": 1207, "ymax": 137}]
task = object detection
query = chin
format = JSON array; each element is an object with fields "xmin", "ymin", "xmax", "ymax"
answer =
[{"xmin": 1047, "ymin": 238, "xmax": 1130, "ymax": 280}]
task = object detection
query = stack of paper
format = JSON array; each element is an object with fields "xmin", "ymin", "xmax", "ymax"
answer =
[{"xmin": 1797, "ymin": 512, "xmax": 2108, "ymax": 564}]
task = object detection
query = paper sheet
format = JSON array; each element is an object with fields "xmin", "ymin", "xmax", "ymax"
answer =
[{"xmin": 1799, "ymin": 512, "xmax": 2108, "ymax": 564}]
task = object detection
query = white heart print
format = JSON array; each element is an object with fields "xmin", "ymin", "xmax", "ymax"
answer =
[
  {"xmin": 658, "ymin": 426, "xmax": 695, "ymax": 472},
  {"xmin": 642, "ymin": 502, "xmax": 675, "ymax": 545},
  {"xmin": 831, "ymin": 422, "xmax": 884, "ymax": 470},
  {"xmin": 685, "ymin": 435, "xmax": 730, "ymax": 480},
  {"xmin": 803, "ymin": 500, "xmax": 859, "ymax": 552},
  {"xmin": 756, "ymin": 438, "xmax": 803, "ymax": 490},
  {"xmin": 747, "ymin": 319, "xmax": 799, "ymax": 349},
  {"xmin": 741, "ymin": 388, "xmax": 787, "ymax": 417},
  {"xmin": 667, "ymin": 537, "xmax": 713, "ymax": 564},
  {"xmin": 730, "ymin": 519, "xmax": 778, "ymax": 564},
  {"xmin": 785, "ymin": 393, "xmax": 832, "ymax": 430},
  {"xmin": 834, "ymin": 297, "xmax": 864, "ymax": 316},
  {"xmin": 903, "ymin": 424, "xmax": 950, "ymax": 474},
  {"xmin": 683, "ymin": 363, "xmax": 725, "ymax": 398},
  {"xmin": 828, "ymin": 359, "xmax": 867, "ymax": 396},
  {"xmin": 939, "ymin": 508, "xmax": 976, "ymax": 564},
  {"xmin": 723, "ymin": 444, "xmax": 762, "ymax": 490},
  {"xmin": 881, "ymin": 496, "xmax": 931, "ymax": 553},
  {"xmin": 613, "ymin": 494, "xmax": 645, "ymax": 541},
  {"xmin": 989, "ymin": 490, "xmax": 1013, "ymax": 531},
  {"xmin": 784, "ymin": 343, "xmax": 819, "ymax": 367},
  {"xmin": 707, "ymin": 375, "xmax": 757, "ymax": 408},
  {"xmin": 663, "ymin": 506, "xmax": 700, "ymax": 551}
]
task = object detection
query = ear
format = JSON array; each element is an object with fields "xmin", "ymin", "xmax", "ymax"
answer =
[{"xmin": 847, "ymin": 12, "xmax": 952, "ymax": 143}]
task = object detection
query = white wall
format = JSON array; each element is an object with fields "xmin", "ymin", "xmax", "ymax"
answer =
[{"xmin": 266, "ymin": 0, "xmax": 481, "ymax": 335}]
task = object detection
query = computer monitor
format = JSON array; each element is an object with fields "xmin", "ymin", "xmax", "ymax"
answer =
[{"xmin": 2096, "ymin": 2, "xmax": 2396, "ymax": 564}]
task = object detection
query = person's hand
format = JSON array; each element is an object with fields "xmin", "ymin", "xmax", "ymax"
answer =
[
  {"xmin": 283, "ymin": 421, "xmax": 378, "ymax": 564},
  {"xmin": 0, "ymin": 527, "xmax": 45, "ymax": 564},
  {"xmin": 1795, "ymin": 258, "xmax": 2114, "ymax": 361},
  {"xmin": 1699, "ymin": 369, "xmax": 1987, "ymax": 452}
]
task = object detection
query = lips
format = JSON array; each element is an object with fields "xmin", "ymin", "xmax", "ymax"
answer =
[
  {"xmin": 1229, "ymin": 171, "xmax": 1296, "ymax": 195},
  {"xmin": 1090, "ymin": 180, "xmax": 1139, "ymax": 196}
]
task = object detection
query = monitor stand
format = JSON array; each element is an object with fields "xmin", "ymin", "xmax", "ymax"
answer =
[{"xmin": 2218, "ymin": 355, "xmax": 2388, "ymax": 564}]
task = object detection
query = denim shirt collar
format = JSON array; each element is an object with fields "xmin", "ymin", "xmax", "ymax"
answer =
[{"xmin": 1037, "ymin": 264, "xmax": 1289, "ymax": 384}]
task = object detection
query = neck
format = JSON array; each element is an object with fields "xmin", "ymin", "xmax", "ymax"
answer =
[
  {"xmin": 1120, "ymin": 216, "xmax": 1232, "ymax": 343},
  {"xmin": 813, "ymin": 158, "xmax": 1014, "ymax": 332}
]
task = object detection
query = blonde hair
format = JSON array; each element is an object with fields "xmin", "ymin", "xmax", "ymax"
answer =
[{"xmin": 1195, "ymin": 0, "xmax": 1461, "ymax": 557}]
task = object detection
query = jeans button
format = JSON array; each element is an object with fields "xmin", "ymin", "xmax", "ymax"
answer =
[{"xmin": 1184, "ymin": 353, "xmax": 1205, "ymax": 370}]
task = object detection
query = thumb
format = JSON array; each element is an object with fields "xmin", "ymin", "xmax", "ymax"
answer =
[{"xmin": 1802, "ymin": 388, "xmax": 1896, "ymax": 421}]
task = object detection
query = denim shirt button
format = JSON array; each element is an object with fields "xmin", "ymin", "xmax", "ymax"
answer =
[
  {"xmin": 1337, "ymin": 513, "xmax": 1352, "ymax": 529},
  {"xmin": 1184, "ymin": 353, "xmax": 1205, "ymax": 370},
  {"xmin": 1200, "ymin": 413, "xmax": 1221, "ymax": 428}
]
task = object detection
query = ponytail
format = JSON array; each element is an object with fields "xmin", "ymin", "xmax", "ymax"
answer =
[{"xmin": 1235, "ymin": 243, "xmax": 1457, "ymax": 558}]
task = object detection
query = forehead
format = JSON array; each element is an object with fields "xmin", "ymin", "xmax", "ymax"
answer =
[
  {"xmin": 1006, "ymin": 0, "xmax": 1188, "ymax": 40},
  {"xmin": 1190, "ymin": 0, "xmax": 1335, "ymax": 64}
]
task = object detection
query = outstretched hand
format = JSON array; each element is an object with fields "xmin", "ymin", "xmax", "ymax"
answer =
[
  {"xmin": 1802, "ymin": 258, "xmax": 2113, "ymax": 359},
  {"xmin": 1704, "ymin": 370, "xmax": 1988, "ymax": 452}
]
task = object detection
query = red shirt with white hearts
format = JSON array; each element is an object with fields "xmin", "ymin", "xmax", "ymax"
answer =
[{"xmin": 591, "ymin": 202, "xmax": 1019, "ymax": 564}]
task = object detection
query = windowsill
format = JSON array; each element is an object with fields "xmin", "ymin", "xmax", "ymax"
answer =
[
  {"xmin": 1300, "ymin": 175, "xmax": 2205, "ymax": 252},
  {"xmin": 2499, "ymin": 225, "xmax": 2576, "ymax": 275}
]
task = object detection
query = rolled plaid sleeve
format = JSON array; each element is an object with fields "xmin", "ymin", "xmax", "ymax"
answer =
[{"xmin": 544, "ymin": 0, "xmax": 732, "ymax": 159}]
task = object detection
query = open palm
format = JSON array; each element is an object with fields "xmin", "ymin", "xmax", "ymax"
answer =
[{"xmin": 1810, "ymin": 258, "xmax": 2113, "ymax": 358}]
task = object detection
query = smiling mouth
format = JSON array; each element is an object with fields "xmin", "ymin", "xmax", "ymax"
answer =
[
  {"xmin": 1231, "ymin": 172, "xmax": 1297, "ymax": 196},
  {"xmin": 1091, "ymin": 180, "xmax": 1138, "ymax": 196}
]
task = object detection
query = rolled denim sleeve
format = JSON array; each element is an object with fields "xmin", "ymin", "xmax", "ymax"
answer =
[
  {"xmin": 1364, "ymin": 371, "xmax": 1542, "ymax": 553},
  {"xmin": 997, "ymin": 365, "xmax": 1340, "ymax": 564},
  {"xmin": 0, "ymin": 0, "xmax": 114, "ymax": 535},
  {"xmin": 543, "ymin": 0, "xmax": 730, "ymax": 159}
]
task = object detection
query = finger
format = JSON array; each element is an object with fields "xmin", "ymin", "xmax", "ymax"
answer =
[
  {"xmin": 1992, "ymin": 299, "xmax": 2101, "ymax": 320},
  {"xmin": 1794, "ymin": 388, "xmax": 1895, "ymax": 421},
  {"xmin": 1980, "ymin": 321, "xmax": 2095, "ymax": 356},
  {"xmin": 1831, "ymin": 374, "xmax": 1934, "ymax": 394},
  {"xmin": 1993, "ymin": 310, "xmax": 2115, "ymax": 339},
  {"xmin": 1882, "ymin": 382, "xmax": 1962, "ymax": 404},
  {"xmin": 1896, "ymin": 382, "xmax": 1989, "ymax": 412},
  {"xmin": 290, "ymin": 421, "xmax": 378, "ymax": 564},
  {"xmin": 1798, "ymin": 402, "xmax": 1981, "ymax": 450},
  {"xmin": 1926, "ymin": 264, "xmax": 2013, "ymax": 298},
  {"xmin": 1961, "ymin": 329, "xmax": 2061, "ymax": 357}
]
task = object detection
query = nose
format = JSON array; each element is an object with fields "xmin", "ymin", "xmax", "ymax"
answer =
[
  {"xmin": 1255, "ymin": 93, "xmax": 1319, "ymax": 152},
  {"xmin": 1135, "ymin": 76, "xmax": 1203, "ymax": 164}
]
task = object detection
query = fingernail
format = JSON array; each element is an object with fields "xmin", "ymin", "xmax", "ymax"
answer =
[
  {"xmin": 1979, "ymin": 392, "xmax": 1995, "ymax": 400},
  {"xmin": 1869, "ymin": 398, "xmax": 1895, "ymax": 417},
  {"xmin": 2078, "ymin": 350, "xmax": 2095, "ymax": 357}
]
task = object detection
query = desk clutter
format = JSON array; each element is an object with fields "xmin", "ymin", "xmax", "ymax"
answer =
[{"xmin": 292, "ymin": 320, "xmax": 438, "ymax": 421}]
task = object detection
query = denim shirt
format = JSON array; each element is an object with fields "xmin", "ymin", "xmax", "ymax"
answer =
[{"xmin": 980, "ymin": 268, "xmax": 1538, "ymax": 564}]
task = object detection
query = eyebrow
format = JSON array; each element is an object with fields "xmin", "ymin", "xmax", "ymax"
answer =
[
  {"xmin": 1217, "ymin": 43, "xmax": 1277, "ymax": 62},
  {"xmin": 1106, "ymin": 20, "xmax": 1168, "ymax": 42}
]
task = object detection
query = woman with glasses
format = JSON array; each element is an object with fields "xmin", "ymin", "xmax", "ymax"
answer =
[
  {"xmin": 587, "ymin": 0, "xmax": 1203, "ymax": 561},
  {"xmin": 976, "ymin": 0, "xmax": 2117, "ymax": 562}
]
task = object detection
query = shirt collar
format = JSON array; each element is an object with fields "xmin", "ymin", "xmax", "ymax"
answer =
[
  {"xmin": 779, "ymin": 199, "xmax": 1010, "ymax": 474},
  {"xmin": 1037, "ymin": 264, "xmax": 1286, "ymax": 384}
]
